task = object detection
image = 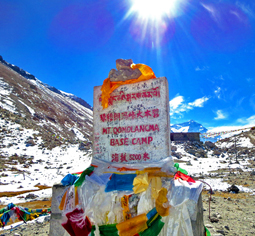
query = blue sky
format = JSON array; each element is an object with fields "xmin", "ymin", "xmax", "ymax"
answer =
[{"xmin": 0, "ymin": 0, "xmax": 255, "ymax": 130}]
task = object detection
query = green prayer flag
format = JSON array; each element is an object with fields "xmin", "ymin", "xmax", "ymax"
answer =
[
  {"xmin": 74, "ymin": 166, "xmax": 94, "ymax": 187},
  {"xmin": 174, "ymin": 163, "xmax": 188, "ymax": 175},
  {"xmin": 140, "ymin": 215, "xmax": 164, "ymax": 236},
  {"xmin": 205, "ymin": 226, "xmax": 211, "ymax": 236}
]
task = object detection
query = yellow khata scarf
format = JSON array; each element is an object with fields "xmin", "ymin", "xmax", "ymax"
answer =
[{"xmin": 101, "ymin": 64, "xmax": 156, "ymax": 109}]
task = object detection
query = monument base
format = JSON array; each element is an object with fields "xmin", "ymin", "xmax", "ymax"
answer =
[
  {"xmin": 49, "ymin": 158, "xmax": 205, "ymax": 236},
  {"xmin": 49, "ymin": 185, "xmax": 66, "ymax": 236}
]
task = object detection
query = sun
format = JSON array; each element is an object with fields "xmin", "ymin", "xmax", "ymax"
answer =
[{"xmin": 130, "ymin": 0, "xmax": 178, "ymax": 21}]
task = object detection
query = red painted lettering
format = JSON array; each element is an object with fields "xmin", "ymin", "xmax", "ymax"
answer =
[
  {"xmin": 120, "ymin": 153, "xmax": 128, "ymax": 162},
  {"xmin": 145, "ymin": 125, "xmax": 150, "ymax": 132},
  {"xmin": 102, "ymin": 128, "xmax": 108, "ymax": 134},
  {"xmin": 137, "ymin": 111, "xmax": 143, "ymax": 118},
  {"xmin": 129, "ymin": 111, "xmax": 136, "ymax": 119},
  {"xmin": 121, "ymin": 127, "xmax": 127, "ymax": 133},
  {"xmin": 144, "ymin": 110, "xmax": 151, "ymax": 118},
  {"xmin": 114, "ymin": 113, "xmax": 120, "ymax": 121},
  {"xmin": 110, "ymin": 138, "xmax": 129, "ymax": 146},
  {"xmin": 124, "ymin": 138, "xmax": 128, "ymax": 145},
  {"xmin": 143, "ymin": 152, "xmax": 150, "ymax": 161},
  {"xmin": 100, "ymin": 114, "xmax": 107, "ymax": 122},
  {"xmin": 131, "ymin": 138, "xmax": 136, "ymax": 145},
  {"xmin": 152, "ymin": 109, "xmax": 159, "ymax": 118},
  {"xmin": 148, "ymin": 136, "xmax": 153, "ymax": 144},
  {"xmin": 110, "ymin": 139, "xmax": 115, "ymax": 146},
  {"xmin": 113, "ymin": 127, "xmax": 118, "ymax": 135},
  {"xmin": 141, "ymin": 137, "xmax": 147, "ymax": 144}
]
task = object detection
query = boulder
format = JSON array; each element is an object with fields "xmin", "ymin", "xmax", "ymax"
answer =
[
  {"xmin": 227, "ymin": 184, "xmax": 239, "ymax": 193},
  {"xmin": 205, "ymin": 141, "xmax": 216, "ymax": 149}
]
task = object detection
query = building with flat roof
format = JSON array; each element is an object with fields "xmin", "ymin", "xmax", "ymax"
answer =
[{"xmin": 170, "ymin": 132, "xmax": 200, "ymax": 142}]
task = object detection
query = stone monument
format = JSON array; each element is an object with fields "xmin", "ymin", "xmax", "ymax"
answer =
[{"xmin": 49, "ymin": 59, "xmax": 205, "ymax": 236}]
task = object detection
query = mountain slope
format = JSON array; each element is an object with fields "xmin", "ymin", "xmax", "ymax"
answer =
[
  {"xmin": 0, "ymin": 57, "xmax": 93, "ymax": 149},
  {"xmin": 0, "ymin": 55, "xmax": 92, "ymax": 110}
]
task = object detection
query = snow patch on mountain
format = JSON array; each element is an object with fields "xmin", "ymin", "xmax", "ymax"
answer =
[{"xmin": 171, "ymin": 120, "xmax": 208, "ymax": 133}]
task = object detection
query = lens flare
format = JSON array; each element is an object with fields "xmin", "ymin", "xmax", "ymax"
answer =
[{"xmin": 130, "ymin": 0, "xmax": 178, "ymax": 20}]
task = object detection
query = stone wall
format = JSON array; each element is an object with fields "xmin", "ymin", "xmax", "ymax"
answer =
[{"xmin": 171, "ymin": 132, "xmax": 200, "ymax": 142}]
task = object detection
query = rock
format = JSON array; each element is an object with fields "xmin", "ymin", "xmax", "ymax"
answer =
[
  {"xmin": 216, "ymin": 230, "xmax": 226, "ymax": 235},
  {"xmin": 196, "ymin": 150, "xmax": 207, "ymax": 158},
  {"xmin": 108, "ymin": 59, "xmax": 142, "ymax": 82},
  {"xmin": 213, "ymin": 150, "xmax": 221, "ymax": 156},
  {"xmin": 187, "ymin": 149, "xmax": 196, "ymax": 155},
  {"xmin": 224, "ymin": 225, "xmax": 230, "ymax": 230},
  {"xmin": 25, "ymin": 137, "xmax": 36, "ymax": 146},
  {"xmin": 25, "ymin": 193, "xmax": 39, "ymax": 200},
  {"xmin": 109, "ymin": 68, "xmax": 141, "ymax": 82},
  {"xmin": 78, "ymin": 142, "xmax": 89, "ymax": 151},
  {"xmin": 205, "ymin": 224, "xmax": 213, "ymax": 228},
  {"xmin": 227, "ymin": 184, "xmax": 239, "ymax": 193},
  {"xmin": 186, "ymin": 160, "xmax": 192, "ymax": 166},
  {"xmin": 205, "ymin": 141, "xmax": 216, "ymax": 149},
  {"xmin": 116, "ymin": 59, "xmax": 133, "ymax": 70},
  {"xmin": 210, "ymin": 217, "xmax": 219, "ymax": 223},
  {"xmin": 171, "ymin": 146, "xmax": 177, "ymax": 152}
]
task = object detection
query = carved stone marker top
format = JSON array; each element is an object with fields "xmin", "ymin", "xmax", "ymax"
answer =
[
  {"xmin": 108, "ymin": 59, "xmax": 142, "ymax": 82},
  {"xmin": 93, "ymin": 77, "xmax": 170, "ymax": 163}
]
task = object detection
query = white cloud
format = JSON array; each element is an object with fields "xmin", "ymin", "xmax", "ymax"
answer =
[
  {"xmin": 214, "ymin": 86, "xmax": 221, "ymax": 99},
  {"xmin": 195, "ymin": 66, "xmax": 209, "ymax": 71},
  {"xmin": 170, "ymin": 95, "xmax": 209, "ymax": 116},
  {"xmin": 188, "ymin": 97, "xmax": 209, "ymax": 107},
  {"xmin": 209, "ymin": 115, "xmax": 255, "ymax": 133},
  {"xmin": 214, "ymin": 110, "xmax": 227, "ymax": 120},
  {"xmin": 170, "ymin": 96, "xmax": 184, "ymax": 110},
  {"xmin": 237, "ymin": 115, "xmax": 255, "ymax": 126}
]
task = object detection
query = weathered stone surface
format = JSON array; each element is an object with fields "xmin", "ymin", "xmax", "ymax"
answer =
[
  {"xmin": 49, "ymin": 185, "xmax": 66, "ymax": 236},
  {"xmin": 116, "ymin": 59, "xmax": 133, "ymax": 70},
  {"xmin": 109, "ymin": 68, "xmax": 141, "ymax": 82},
  {"xmin": 108, "ymin": 59, "xmax": 142, "ymax": 82},
  {"xmin": 93, "ymin": 77, "xmax": 170, "ymax": 163},
  {"xmin": 191, "ymin": 194, "xmax": 205, "ymax": 236}
]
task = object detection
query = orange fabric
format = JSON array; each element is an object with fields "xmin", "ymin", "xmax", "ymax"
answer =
[
  {"xmin": 59, "ymin": 190, "xmax": 67, "ymax": 211},
  {"xmin": 113, "ymin": 166, "xmax": 139, "ymax": 172},
  {"xmin": 101, "ymin": 64, "xmax": 156, "ymax": 109},
  {"xmin": 136, "ymin": 167, "xmax": 161, "ymax": 175},
  {"xmin": 116, "ymin": 213, "xmax": 148, "ymax": 236},
  {"xmin": 121, "ymin": 195, "xmax": 131, "ymax": 220},
  {"xmin": 75, "ymin": 186, "xmax": 79, "ymax": 206}
]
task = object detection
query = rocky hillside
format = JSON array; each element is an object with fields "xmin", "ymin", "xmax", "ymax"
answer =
[
  {"xmin": 0, "ymin": 57, "xmax": 93, "ymax": 150},
  {"xmin": 171, "ymin": 128, "xmax": 255, "ymax": 163}
]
